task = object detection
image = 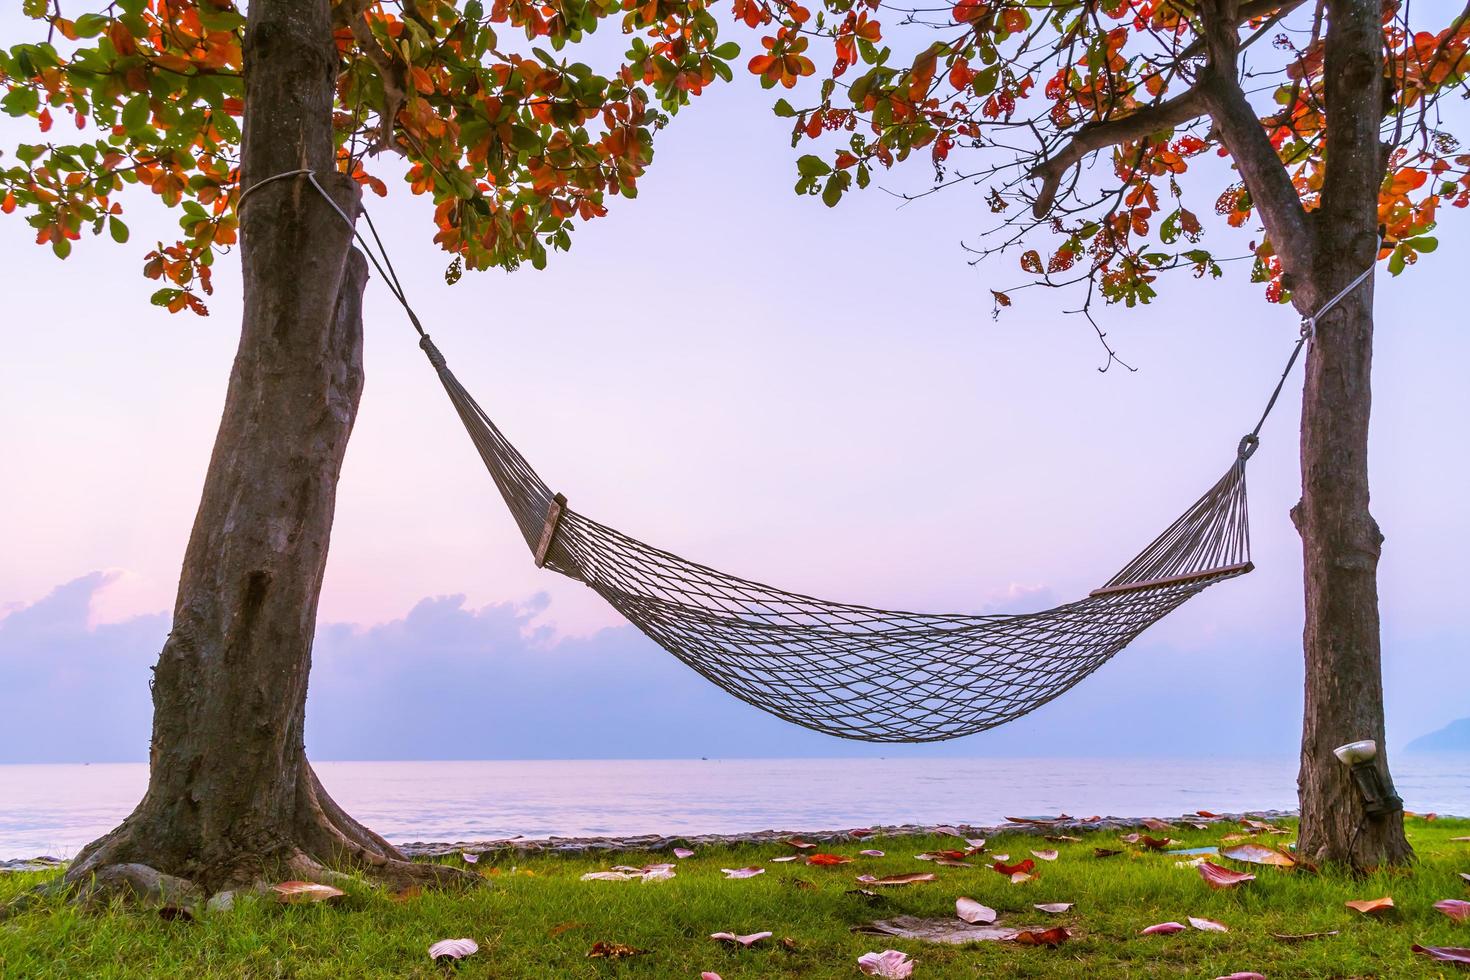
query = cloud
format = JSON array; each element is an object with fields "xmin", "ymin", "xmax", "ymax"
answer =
[{"xmin": 1, "ymin": 572, "xmax": 1460, "ymax": 763}]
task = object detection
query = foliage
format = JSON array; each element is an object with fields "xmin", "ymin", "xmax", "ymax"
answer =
[
  {"xmin": 746, "ymin": 0, "xmax": 1470, "ymax": 320},
  {"xmin": 0, "ymin": 0, "xmax": 742, "ymax": 313},
  {"xmin": 1, "ymin": 818, "xmax": 1468, "ymax": 977}
]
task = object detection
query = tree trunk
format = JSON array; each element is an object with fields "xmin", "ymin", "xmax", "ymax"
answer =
[
  {"xmin": 1290, "ymin": 0, "xmax": 1412, "ymax": 868},
  {"xmin": 64, "ymin": 0, "xmax": 459, "ymax": 896}
]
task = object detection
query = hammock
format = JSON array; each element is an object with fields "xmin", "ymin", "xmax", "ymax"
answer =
[
  {"xmin": 274, "ymin": 171, "xmax": 1365, "ymax": 744},
  {"xmin": 418, "ymin": 334, "xmax": 1255, "ymax": 742}
]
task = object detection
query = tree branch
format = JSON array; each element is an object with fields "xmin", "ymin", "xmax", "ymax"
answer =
[
  {"xmin": 1177, "ymin": 0, "xmax": 1310, "ymax": 61},
  {"xmin": 333, "ymin": 0, "xmax": 406, "ymax": 153},
  {"xmin": 1029, "ymin": 87, "xmax": 1208, "ymax": 218}
]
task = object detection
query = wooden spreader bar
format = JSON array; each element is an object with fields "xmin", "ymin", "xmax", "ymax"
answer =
[
  {"xmin": 1089, "ymin": 561, "xmax": 1254, "ymax": 598},
  {"xmin": 534, "ymin": 492, "xmax": 568, "ymax": 568}
]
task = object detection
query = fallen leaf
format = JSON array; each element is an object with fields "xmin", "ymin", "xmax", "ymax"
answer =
[
  {"xmin": 1272, "ymin": 930, "xmax": 1339, "ymax": 942},
  {"xmin": 780, "ymin": 937, "xmax": 798, "ymax": 951},
  {"xmin": 428, "ymin": 938, "xmax": 479, "ymax": 962},
  {"xmin": 1189, "ymin": 916, "xmax": 1229, "ymax": 932},
  {"xmin": 993, "ymin": 859, "xmax": 1036, "ymax": 876},
  {"xmin": 640, "ymin": 867, "xmax": 675, "ymax": 883},
  {"xmin": 1434, "ymin": 899, "xmax": 1470, "ymax": 923},
  {"xmin": 857, "ymin": 916, "xmax": 1017, "ymax": 944},
  {"xmin": 1412, "ymin": 944, "xmax": 1470, "ymax": 965},
  {"xmin": 956, "ymin": 897, "xmax": 997, "ymax": 924},
  {"xmin": 1450, "ymin": 836, "xmax": 1470, "ymax": 842},
  {"xmin": 915, "ymin": 850, "xmax": 969, "ymax": 862},
  {"xmin": 1214, "ymin": 974, "xmax": 1266, "ymax": 979},
  {"xmin": 1462, "ymin": 873, "xmax": 1470, "ymax": 884},
  {"xmin": 1045, "ymin": 835, "xmax": 1081, "ymax": 843},
  {"xmin": 807, "ymin": 853, "xmax": 853, "ymax": 866},
  {"xmin": 855, "ymin": 872, "xmax": 937, "ymax": 887},
  {"xmin": 673, "ymin": 847, "xmax": 695, "ymax": 859},
  {"xmin": 770, "ymin": 855, "xmax": 800, "ymax": 863},
  {"xmin": 1140, "ymin": 922, "xmax": 1187, "ymax": 935},
  {"xmin": 1240, "ymin": 819, "xmax": 1290, "ymax": 835},
  {"xmin": 1345, "ymin": 896, "xmax": 1395, "ymax": 915},
  {"xmin": 721, "ymin": 867, "xmax": 765, "ymax": 879},
  {"xmin": 460, "ymin": 851, "xmax": 479, "ymax": 864},
  {"xmin": 1221, "ymin": 842, "xmax": 1296, "ymax": 868},
  {"xmin": 548, "ymin": 921, "xmax": 583, "ymax": 938},
  {"xmin": 1010, "ymin": 872, "xmax": 1038, "ymax": 884},
  {"xmin": 857, "ymin": 949, "xmax": 915, "ymax": 977},
  {"xmin": 1121, "ymin": 834, "xmax": 1175, "ymax": 850},
  {"xmin": 587, "ymin": 941, "xmax": 644, "ymax": 959},
  {"xmin": 1035, "ymin": 903, "xmax": 1073, "ymax": 914},
  {"xmin": 850, "ymin": 828, "xmax": 875, "ymax": 838},
  {"xmin": 1198, "ymin": 862, "xmax": 1256, "ymax": 889},
  {"xmin": 1142, "ymin": 818, "xmax": 1174, "ymax": 830},
  {"xmin": 1093, "ymin": 848, "xmax": 1123, "ymax": 858},
  {"xmin": 702, "ymin": 974, "xmax": 722, "ymax": 980},
  {"xmin": 710, "ymin": 931, "xmax": 772, "ymax": 946},
  {"xmin": 964, "ymin": 838, "xmax": 988, "ymax": 850},
  {"xmin": 1031, "ymin": 850, "xmax": 1059, "ymax": 862},
  {"xmin": 859, "ymin": 849, "xmax": 886, "ymax": 857},
  {"xmin": 1197, "ymin": 810, "xmax": 1221, "ymax": 818},
  {"xmin": 271, "ymin": 881, "xmax": 345, "ymax": 904},
  {"xmin": 785, "ymin": 838, "xmax": 817, "ymax": 850},
  {"xmin": 990, "ymin": 854, "xmax": 1011, "ymax": 862},
  {"xmin": 580, "ymin": 871, "xmax": 640, "ymax": 881},
  {"xmin": 932, "ymin": 825, "xmax": 966, "ymax": 838},
  {"xmin": 937, "ymin": 859, "xmax": 975, "ymax": 868},
  {"xmin": 1013, "ymin": 926, "xmax": 1070, "ymax": 946}
]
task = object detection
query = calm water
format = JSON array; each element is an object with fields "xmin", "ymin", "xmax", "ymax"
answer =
[{"xmin": 2, "ymin": 756, "xmax": 1466, "ymax": 860}]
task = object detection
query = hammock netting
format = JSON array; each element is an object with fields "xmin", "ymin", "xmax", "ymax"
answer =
[{"xmin": 419, "ymin": 336, "xmax": 1255, "ymax": 743}]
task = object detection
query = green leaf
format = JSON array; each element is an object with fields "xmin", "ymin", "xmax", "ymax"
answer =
[
  {"xmin": 1406, "ymin": 235, "xmax": 1437, "ymax": 253},
  {"xmin": 121, "ymin": 94, "xmax": 150, "ymax": 132},
  {"xmin": 796, "ymin": 154, "xmax": 831, "ymax": 178},
  {"xmin": 712, "ymin": 41, "xmax": 741, "ymax": 60},
  {"xmin": 772, "ymin": 98, "xmax": 797, "ymax": 118},
  {"xmin": 108, "ymin": 216, "xmax": 129, "ymax": 244}
]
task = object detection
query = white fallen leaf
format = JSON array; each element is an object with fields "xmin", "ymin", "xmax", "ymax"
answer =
[
  {"xmin": 710, "ymin": 931, "xmax": 772, "ymax": 946},
  {"xmin": 673, "ymin": 847, "xmax": 695, "ymax": 859},
  {"xmin": 860, "ymin": 850, "xmax": 886, "ymax": 857},
  {"xmin": 581, "ymin": 871, "xmax": 639, "ymax": 882},
  {"xmin": 858, "ymin": 949, "xmax": 915, "ymax": 978},
  {"xmin": 721, "ymin": 867, "xmax": 765, "ymax": 879},
  {"xmin": 1031, "ymin": 850, "xmax": 1059, "ymax": 862},
  {"xmin": 271, "ymin": 881, "xmax": 345, "ymax": 904},
  {"xmin": 770, "ymin": 855, "xmax": 799, "ymax": 863},
  {"xmin": 956, "ymin": 897, "xmax": 997, "ymax": 924},
  {"xmin": 428, "ymin": 938, "xmax": 479, "ymax": 961},
  {"xmin": 1189, "ymin": 916, "xmax": 1229, "ymax": 933},
  {"xmin": 460, "ymin": 851, "xmax": 479, "ymax": 864},
  {"xmin": 1035, "ymin": 902, "xmax": 1073, "ymax": 914}
]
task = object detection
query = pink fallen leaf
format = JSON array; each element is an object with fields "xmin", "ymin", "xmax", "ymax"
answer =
[
  {"xmin": 1142, "ymin": 818, "xmax": 1174, "ymax": 831},
  {"xmin": 1220, "ymin": 842, "xmax": 1296, "ymax": 868},
  {"xmin": 710, "ymin": 931, "xmax": 772, "ymax": 946},
  {"xmin": 460, "ymin": 851, "xmax": 479, "ymax": 864},
  {"xmin": 850, "ymin": 828, "xmax": 875, "ymax": 838},
  {"xmin": 1121, "ymin": 833, "xmax": 1176, "ymax": 850},
  {"xmin": 673, "ymin": 847, "xmax": 695, "ymax": 859},
  {"xmin": 1189, "ymin": 916, "xmax": 1229, "ymax": 933},
  {"xmin": 1031, "ymin": 850, "xmax": 1059, "ymax": 862},
  {"xmin": 1198, "ymin": 862, "xmax": 1256, "ymax": 889},
  {"xmin": 1412, "ymin": 944, "xmax": 1470, "ymax": 965},
  {"xmin": 856, "ymin": 872, "xmax": 937, "ymax": 886},
  {"xmin": 785, "ymin": 838, "xmax": 817, "ymax": 850},
  {"xmin": 1010, "ymin": 872, "xmax": 1037, "ymax": 884},
  {"xmin": 1214, "ymin": 974, "xmax": 1265, "ymax": 979},
  {"xmin": 1140, "ymin": 922, "xmax": 1187, "ymax": 935},
  {"xmin": 721, "ymin": 867, "xmax": 765, "ymax": 879},
  {"xmin": 428, "ymin": 938, "xmax": 479, "ymax": 961},
  {"xmin": 807, "ymin": 853, "xmax": 853, "ymax": 866},
  {"xmin": 1035, "ymin": 903, "xmax": 1073, "ymax": 914},
  {"xmin": 702, "ymin": 974, "xmax": 722, "ymax": 980},
  {"xmin": 859, "ymin": 849, "xmax": 885, "ymax": 857},
  {"xmin": 1345, "ymin": 896, "xmax": 1394, "ymax": 915},
  {"xmin": 1434, "ymin": 899, "xmax": 1470, "ymax": 923},
  {"xmin": 964, "ymin": 838, "xmax": 987, "ymax": 851},
  {"xmin": 271, "ymin": 881, "xmax": 345, "ymax": 904},
  {"xmin": 934, "ymin": 858, "xmax": 974, "ymax": 868},
  {"xmin": 932, "ymin": 825, "xmax": 965, "ymax": 838},
  {"xmin": 956, "ymin": 897, "xmax": 997, "ymax": 924},
  {"xmin": 1012, "ymin": 926, "xmax": 1070, "ymax": 946},
  {"xmin": 857, "ymin": 949, "xmax": 914, "ymax": 977}
]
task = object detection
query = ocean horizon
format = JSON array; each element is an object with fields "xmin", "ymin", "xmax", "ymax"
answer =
[{"xmin": 4, "ymin": 754, "xmax": 1466, "ymax": 862}]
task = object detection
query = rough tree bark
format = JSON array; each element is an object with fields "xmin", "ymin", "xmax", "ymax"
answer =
[
  {"xmin": 1288, "ymin": 0, "xmax": 1412, "ymax": 868},
  {"xmin": 62, "ymin": 0, "xmax": 462, "ymax": 897}
]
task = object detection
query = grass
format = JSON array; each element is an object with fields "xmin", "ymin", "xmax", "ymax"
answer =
[{"xmin": 1, "ymin": 817, "xmax": 1467, "ymax": 978}]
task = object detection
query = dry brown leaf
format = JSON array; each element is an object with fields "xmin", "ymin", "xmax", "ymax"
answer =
[
  {"xmin": 586, "ymin": 941, "xmax": 644, "ymax": 959},
  {"xmin": 1198, "ymin": 862, "xmax": 1255, "ymax": 889},
  {"xmin": 271, "ymin": 881, "xmax": 345, "ymax": 905},
  {"xmin": 1093, "ymin": 848, "xmax": 1123, "ymax": 858},
  {"xmin": 1142, "ymin": 818, "xmax": 1174, "ymax": 830},
  {"xmin": 1220, "ymin": 842, "xmax": 1297, "ymax": 868},
  {"xmin": 855, "ymin": 872, "xmax": 938, "ymax": 886},
  {"xmin": 1012, "ymin": 926, "xmax": 1070, "ymax": 946},
  {"xmin": 1045, "ymin": 835, "xmax": 1081, "ymax": 843},
  {"xmin": 785, "ymin": 838, "xmax": 817, "ymax": 850},
  {"xmin": 1345, "ymin": 896, "xmax": 1395, "ymax": 915}
]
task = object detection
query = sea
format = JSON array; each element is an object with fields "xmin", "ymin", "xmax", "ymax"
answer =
[{"xmin": 2, "ymin": 756, "xmax": 1466, "ymax": 861}]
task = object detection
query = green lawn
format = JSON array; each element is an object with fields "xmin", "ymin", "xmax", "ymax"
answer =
[{"xmin": 1, "ymin": 817, "xmax": 1467, "ymax": 978}]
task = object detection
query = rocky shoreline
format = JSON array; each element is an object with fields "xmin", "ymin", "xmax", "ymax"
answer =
[{"xmin": 394, "ymin": 809, "xmax": 1301, "ymax": 859}]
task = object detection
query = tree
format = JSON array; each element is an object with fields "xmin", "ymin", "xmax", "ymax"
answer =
[
  {"xmin": 744, "ymin": 0, "xmax": 1468, "ymax": 865},
  {"xmin": 0, "ymin": 0, "xmax": 739, "ymax": 895}
]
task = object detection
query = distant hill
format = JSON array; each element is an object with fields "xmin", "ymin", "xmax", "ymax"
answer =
[{"xmin": 1406, "ymin": 717, "xmax": 1470, "ymax": 753}]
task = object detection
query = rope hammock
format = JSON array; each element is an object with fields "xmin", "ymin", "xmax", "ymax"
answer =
[{"xmin": 278, "ymin": 172, "xmax": 1369, "ymax": 743}]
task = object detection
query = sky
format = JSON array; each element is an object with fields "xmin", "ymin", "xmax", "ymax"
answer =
[{"xmin": 1, "ymin": 6, "xmax": 1467, "ymax": 764}]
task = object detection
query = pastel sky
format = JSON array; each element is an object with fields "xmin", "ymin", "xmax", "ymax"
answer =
[{"xmin": 2, "ymin": 7, "xmax": 1467, "ymax": 762}]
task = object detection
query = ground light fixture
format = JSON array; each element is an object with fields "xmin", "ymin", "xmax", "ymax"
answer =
[{"xmin": 1332, "ymin": 739, "xmax": 1404, "ymax": 817}]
